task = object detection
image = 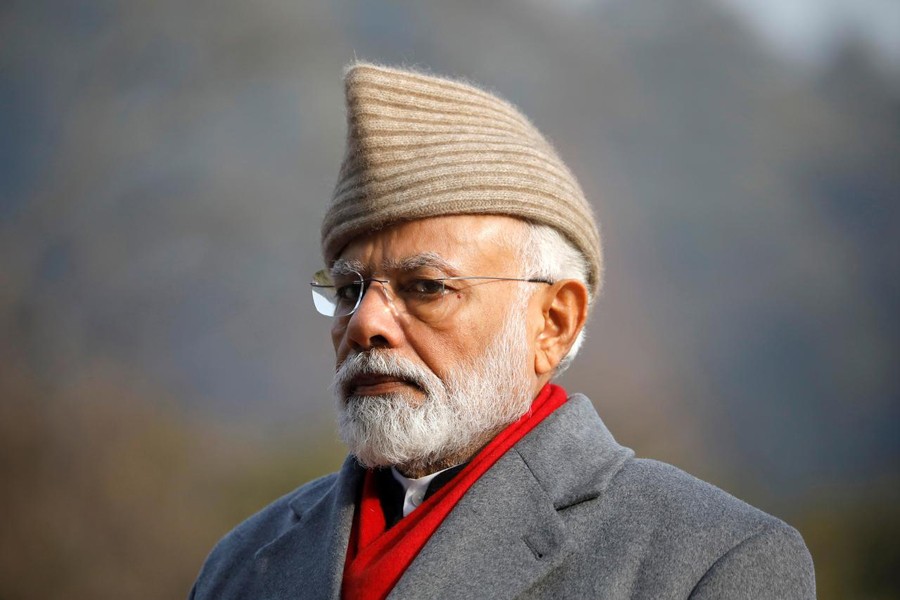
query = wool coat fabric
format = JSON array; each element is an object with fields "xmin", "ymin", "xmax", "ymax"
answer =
[{"xmin": 190, "ymin": 395, "xmax": 816, "ymax": 599}]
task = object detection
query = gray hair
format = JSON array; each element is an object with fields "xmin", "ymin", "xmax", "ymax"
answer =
[{"xmin": 516, "ymin": 222, "xmax": 593, "ymax": 376}]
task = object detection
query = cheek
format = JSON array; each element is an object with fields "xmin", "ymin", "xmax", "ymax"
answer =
[
  {"xmin": 419, "ymin": 318, "xmax": 491, "ymax": 373},
  {"xmin": 331, "ymin": 322, "xmax": 347, "ymax": 357},
  {"xmin": 393, "ymin": 322, "xmax": 459, "ymax": 379}
]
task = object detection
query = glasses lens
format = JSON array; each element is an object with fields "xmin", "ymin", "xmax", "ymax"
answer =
[
  {"xmin": 311, "ymin": 285, "xmax": 338, "ymax": 316},
  {"xmin": 398, "ymin": 277, "xmax": 449, "ymax": 323},
  {"xmin": 310, "ymin": 270, "xmax": 364, "ymax": 318}
]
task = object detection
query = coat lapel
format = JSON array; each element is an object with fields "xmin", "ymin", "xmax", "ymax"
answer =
[
  {"xmin": 253, "ymin": 456, "xmax": 364, "ymax": 600},
  {"xmin": 388, "ymin": 449, "xmax": 571, "ymax": 600},
  {"xmin": 389, "ymin": 394, "xmax": 633, "ymax": 599}
]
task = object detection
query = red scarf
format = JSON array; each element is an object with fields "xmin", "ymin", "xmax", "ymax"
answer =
[{"xmin": 341, "ymin": 383, "xmax": 568, "ymax": 600}]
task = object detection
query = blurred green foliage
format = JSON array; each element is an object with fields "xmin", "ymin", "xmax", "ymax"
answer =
[{"xmin": 0, "ymin": 362, "xmax": 345, "ymax": 599}]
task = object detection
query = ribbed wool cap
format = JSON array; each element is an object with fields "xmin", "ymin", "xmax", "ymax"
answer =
[{"xmin": 322, "ymin": 62, "xmax": 603, "ymax": 298}]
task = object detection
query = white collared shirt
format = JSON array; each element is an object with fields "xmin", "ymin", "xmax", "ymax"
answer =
[{"xmin": 390, "ymin": 465, "xmax": 459, "ymax": 517}]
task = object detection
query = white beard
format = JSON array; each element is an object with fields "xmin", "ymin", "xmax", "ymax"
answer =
[{"xmin": 332, "ymin": 305, "xmax": 533, "ymax": 474}]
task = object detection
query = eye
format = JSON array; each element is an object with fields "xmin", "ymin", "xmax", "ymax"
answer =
[
  {"xmin": 404, "ymin": 278, "xmax": 446, "ymax": 297},
  {"xmin": 335, "ymin": 282, "xmax": 362, "ymax": 304}
]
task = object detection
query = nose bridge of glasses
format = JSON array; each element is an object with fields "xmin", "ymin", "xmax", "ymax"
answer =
[{"xmin": 359, "ymin": 275, "xmax": 398, "ymax": 313}]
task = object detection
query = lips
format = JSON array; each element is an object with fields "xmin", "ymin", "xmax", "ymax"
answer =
[
  {"xmin": 334, "ymin": 351, "xmax": 433, "ymax": 401},
  {"xmin": 347, "ymin": 374, "xmax": 422, "ymax": 396}
]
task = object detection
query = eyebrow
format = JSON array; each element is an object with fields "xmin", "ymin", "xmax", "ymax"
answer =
[
  {"xmin": 385, "ymin": 252, "xmax": 461, "ymax": 274},
  {"xmin": 331, "ymin": 258, "xmax": 365, "ymax": 276},
  {"xmin": 331, "ymin": 252, "xmax": 461, "ymax": 277}
]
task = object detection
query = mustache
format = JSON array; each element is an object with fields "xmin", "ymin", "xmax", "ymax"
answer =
[{"xmin": 332, "ymin": 351, "xmax": 440, "ymax": 398}]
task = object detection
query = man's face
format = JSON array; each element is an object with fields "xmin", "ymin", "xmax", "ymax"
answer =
[{"xmin": 330, "ymin": 215, "xmax": 543, "ymax": 474}]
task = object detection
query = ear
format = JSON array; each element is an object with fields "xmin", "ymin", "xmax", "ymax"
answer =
[{"xmin": 533, "ymin": 279, "xmax": 590, "ymax": 377}]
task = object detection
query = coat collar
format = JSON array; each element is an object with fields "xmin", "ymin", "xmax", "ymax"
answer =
[
  {"xmin": 513, "ymin": 393, "xmax": 634, "ymax": 510},
  {"xmin": 253, "ymin": 455, "xmax": 364, "ymax": 600},
  {"xmin": 389, "ymin": 394, "xmax": 633, "ymax": 599}
]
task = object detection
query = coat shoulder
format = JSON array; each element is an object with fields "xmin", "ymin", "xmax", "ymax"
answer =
[
  {"xmin": 189, "ymin": 472, "xmax": 339, "ymax": 599},
  {"xmin": 608, "ymin": 457, "xmax": 810, "ymax": 555},
  {"xmin": 615, "ymin": 457, "xmax": 779, "ymax": 531},
  {"xmin": 551, "ymin": 456, "xmax": 815, "ymax": 598}
]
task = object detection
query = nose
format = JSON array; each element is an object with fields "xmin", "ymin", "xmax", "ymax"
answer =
[{"xmin": 340, "ymin": 279, "xmax": 404, "ymax": 352}]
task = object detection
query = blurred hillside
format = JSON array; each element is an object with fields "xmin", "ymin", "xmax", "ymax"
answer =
[{"xmin": 1, "ymin": 0, "xmax": 898, "ymax": 598}]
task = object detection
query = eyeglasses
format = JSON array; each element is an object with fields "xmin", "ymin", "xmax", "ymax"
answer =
[{"xmin": 310, "ymin": 268, "xmax": 553, "ymax": 323}]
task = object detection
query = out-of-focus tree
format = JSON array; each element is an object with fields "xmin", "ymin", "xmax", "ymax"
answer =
[{"xmin": 0, "ymin": 359, "xmax": 344, "ymax": 599}]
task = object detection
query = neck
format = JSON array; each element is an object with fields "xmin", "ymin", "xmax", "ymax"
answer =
[
  {"xmin": 395, "ymin": 459, "xmax": 460, "ymax": 480},
  {"xmin": 393, "ymin": 426, "xmax": 502, "ymax": 478}
]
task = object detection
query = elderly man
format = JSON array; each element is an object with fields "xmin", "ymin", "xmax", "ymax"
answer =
[{"xmin": 191, "ymin": 63, "xmax": 815, "ymax": 599}]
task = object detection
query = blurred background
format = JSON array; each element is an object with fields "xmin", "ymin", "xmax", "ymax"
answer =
[{"xmin": 2, "ymin": 0, "xmax": 898, "ymax": 598}]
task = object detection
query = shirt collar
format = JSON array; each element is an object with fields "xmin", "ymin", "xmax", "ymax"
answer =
[{"xmin": 390, "ymin": 465, "xmax": 459, "ymax": 517}]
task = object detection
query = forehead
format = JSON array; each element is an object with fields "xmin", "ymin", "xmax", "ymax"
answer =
[{"xmin": 337, "ymin": 215, "xmax": 525, "ymax": 273}]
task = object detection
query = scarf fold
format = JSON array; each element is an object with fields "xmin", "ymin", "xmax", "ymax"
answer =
[{"xmin": 342, "ymin": 383, "xmax": 568, "ymax": 600}]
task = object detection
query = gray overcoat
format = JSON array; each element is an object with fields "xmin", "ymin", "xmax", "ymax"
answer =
[{"xmin": 190, "ymin": 394, "xmax": 816, "ymax": 599}]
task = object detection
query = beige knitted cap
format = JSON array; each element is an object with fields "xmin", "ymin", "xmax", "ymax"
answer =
[{"xmin": 322, "ymin": 62, "xmax": 603, "ymax": 298}]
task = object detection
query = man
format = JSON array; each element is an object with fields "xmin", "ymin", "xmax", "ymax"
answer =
[{"xmin": 191, "ymin": 63, "xmax": 815, "ymax": 599}]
